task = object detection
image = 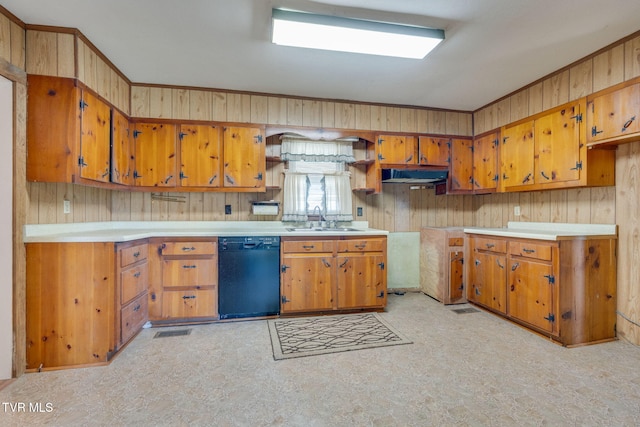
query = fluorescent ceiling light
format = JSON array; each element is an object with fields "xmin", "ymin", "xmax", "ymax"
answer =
[{"xmin": 272, "ymin": 9, "xmax": 444, "ymax": 59}]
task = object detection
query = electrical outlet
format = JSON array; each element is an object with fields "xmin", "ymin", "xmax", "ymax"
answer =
[
  {"xmin": 514, "ymin": 205, "xmax": 521, "ymax": 216},
  {"xmin": 225, "ymin": 204, "xmax": 232, "ymax": 215},
  {"xmin": 357, "ymin": 207, "xmax": 363, "ymax": 217},
  {"xmin": 63, "ymin": 199, "xmax": 71, "ymax": 214}
]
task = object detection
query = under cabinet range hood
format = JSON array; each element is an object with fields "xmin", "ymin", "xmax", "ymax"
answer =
[{"xmin": 381, "ymin": 168, "xmax": 448, "ymax": 184}]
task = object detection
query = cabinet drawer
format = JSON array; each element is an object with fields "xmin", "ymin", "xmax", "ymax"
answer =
[
  {"xmin": 473, "ymin": 237, "xmax": 506, "ymax": 253},
  {"xmin": 121, "ymin": 263, "xmax": 148, "ymax": 305},
  {"xmin": 161, "ymin": 241, "xmax": 217, "ymax": 256},
  {"xmin": 121, "ymin": 293, "xmax": 148, "ymax": 344},
  {"xmin": 448, "ymin": 237, "xmax": 464, "ymax": 247},
  {"xmin": 282, "ymin": 240, "xmax": 334, "ymax": 253},
  {"xmin": 337, "ymin": 239, "xmax": 385, "ymax": 253},
  {"xmin": 508, "ymin": 241, "xmax": 553, "ymax": 261},
  {"xmin": 162, "ymin": 259, "xmax": 217, "ymax": 288},
  {"xmin": 120, "ymin": 243, "xmax": 148, "ymax": 267},
  {"xmin": 162, "ymin": 288, "xmax": 217, "ymax": 319}
]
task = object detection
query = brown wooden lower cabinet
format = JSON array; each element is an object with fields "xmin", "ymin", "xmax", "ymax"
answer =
[
  {"xmin": 148, "ymin": 238, "xmax": 218, "ymax": 321},
  {"xmin": 26, "ymin": 242, "xmax": 117, "ymax": 370},
  {"xmin": 420, "ymin": 227, "xmax": 466, "ymax": 304},
  {"xmin": 280, "ymin": 236, "xmax": 387, "ymax": 314},
  {"xmin": 116, "ymin": 240, "xmax": 149, "ymax": 347},
  {"xmin": 467, "ymin": 234, "xmax": 617, "ymax": 346},
  {"xmin": 26, "ymin": 240, "xmax": 152, "ymax": 371}
]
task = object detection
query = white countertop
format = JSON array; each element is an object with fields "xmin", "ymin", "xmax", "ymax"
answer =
[
  {"xmin": 463, "ymin": 222, "xmax": 617, "ymax": 241},
  {"xmin": 24, "ymin": 221, "xmax": 388, "ymax": 243}
]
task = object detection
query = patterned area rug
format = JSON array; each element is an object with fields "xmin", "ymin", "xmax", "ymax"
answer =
[{"xmin": 268, "ymin": 313, "xmax": 412, "ymax": 360}]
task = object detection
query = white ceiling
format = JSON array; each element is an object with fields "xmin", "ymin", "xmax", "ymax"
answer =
[{"xmin": 4, "ymin": 0, "xmax": 640, "ymax": 111}]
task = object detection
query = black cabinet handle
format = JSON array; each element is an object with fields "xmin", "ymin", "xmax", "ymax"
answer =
[
  {"xmin": 182, "ymin": 265, "xmax": 197, "ymax": 269},
  {"xmin": 182, "ymin": 295, "xmax": 196, "ymax": 300}
]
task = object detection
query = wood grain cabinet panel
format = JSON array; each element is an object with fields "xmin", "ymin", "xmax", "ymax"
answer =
[
  {"xmin": 418, "ymin": 136, "xmax": 450, "ymax": 166},
  {"xmin": 472, "ymin": 131, "xmax": 499, "ymax": 193},
  {"xmin": 26, "ymin": 242, "xmax": 116, "ymax": 370},
  {"xmin": 535, "ymin": 101, "xmax": 582, "ymax": 185},
  {"xmin": 162, "ymin": 289, "xmax": 217, "ymax": 319},
  {"xmin": 420, "ymin": 227, "xmax": 466, "ymax": 305},
  {"xmin": 501, "ymin": 120, "xmax": 535, "ymax": 190},
  {"xmin": 376, "ymin": 134, "xmax": 417, "ymax": 165},
  {"xmin": 587, "ymin": 82, "xmax": 640, "ymax": 145},
  {"xmin": 448, "ymin": 138, "xmax": 474, "ymax": 193},
  {"xmin": 79, "ymin": 90, "xmax": 111, "ymax": 183},
  {"xmin": 179, "ymin": 124, "xmax": 221, "ymax": 187},
  {"xmin": 133, "ymin": 122, "xmax": 177, "ymax": 187},
  {"xmin": 111, "ymin": 109, "xmax": 134, "ymax": 185},
  {"xmin": 281, "ymin": 253, "xmax": 335, "ymax": 313},
  {"xmin": 223, "ymin": 126, "xmax": 265, "ymax": 189},
  {"xmin": 336, "ymin": 253, "xmax": 386, "ymax": 309}
]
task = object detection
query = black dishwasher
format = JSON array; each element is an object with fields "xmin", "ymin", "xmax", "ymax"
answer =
[{"xmin": 218, "ymin": 236, "xmax": 280, "ymax": 319}]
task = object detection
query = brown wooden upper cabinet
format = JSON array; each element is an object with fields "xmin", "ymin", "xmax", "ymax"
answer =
[
  {"xmin": 500, "ymin": 120, "xmax": 535, "ymax": 190},
  {"xmin": 500, "ymin": 99, "xmax": 615, "ymax": 192},
  {"xmin": 472, "ymin": 131, "xmax": 499, "ymax": 193},
  {"xmin": 133, "ymin": 123, "xmax": 177, "ymax": 187},
  {"xmin": 27, "ymin": 74, "xmax": 112, "ymax": 185},
  {"xmin": 418, "ymin": 136, "xmax": 450, "ymax": 166},
  {"xmin": 111, "ymin": 109, "xmax": 134, "ymax": 186},
  {"xmin": 448, "ymin": 138, "xmax": 474, "ymax": 193},
  {"xmin": 376, "ymin": 134, "xmax": 417, "ymax": 165},
  {"xmin": 586, "ymin": 81, "xmax": 640, "ymax": 146},
  {"xmin": 179, "ymin": 124, "xmax": 221, "ymax": 188},
  {"xmin": 79, "ymin": 90, "xmax": 111, "ymax": 183},
  {"xmin": 222, "ymin": 126, "xmax": 265, "ymax": 189}
]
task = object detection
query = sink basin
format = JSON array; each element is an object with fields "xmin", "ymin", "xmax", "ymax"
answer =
[{"xmin": 286, "ymin": 227, "xmax": 359, "ymax": 232}]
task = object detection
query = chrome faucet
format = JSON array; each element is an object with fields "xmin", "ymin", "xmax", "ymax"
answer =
[{"xmin": 312, "ymin": 205, "xmax": 325, "ymax": 228}]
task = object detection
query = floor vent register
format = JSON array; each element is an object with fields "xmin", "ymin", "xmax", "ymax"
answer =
[{"xmin": 153, "ymin": 329, "xmax": 192, "ymax": 338}]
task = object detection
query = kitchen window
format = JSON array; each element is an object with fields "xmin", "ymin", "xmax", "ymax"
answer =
[{"xmin": 280, "ymin": 135, "xmax": 355, "ymax": 223}]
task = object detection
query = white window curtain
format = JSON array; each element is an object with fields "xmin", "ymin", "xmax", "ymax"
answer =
[
  {"xmin": 281, "ymin": 135, "xmax": 355, "ymax": 223},
  {"xmin": 282, "ymin": 172, "xmax": 309, "ymax": 222},
  {"xmin": 280, "ymin": 134, "xmax": 356, "ymax": 163},
  {"xmin": 324, "ymin": 172, "xmax": 353, "ymax": 222}
]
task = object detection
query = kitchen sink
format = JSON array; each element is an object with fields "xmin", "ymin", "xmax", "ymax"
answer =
[{"xmin": 286, "ymin": 227, "xmax": 359, "ymax": 232}]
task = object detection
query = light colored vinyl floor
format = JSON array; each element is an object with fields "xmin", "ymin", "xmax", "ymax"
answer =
[{"xmin": 2, "ymin": 292, "xmax": 640, "ymax": 426}]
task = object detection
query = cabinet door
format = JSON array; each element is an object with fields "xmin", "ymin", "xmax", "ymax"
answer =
[
  {"xmin": 112, "ymin": 109, "xmax": 134, "ymax": 185},
  {"xmin": 133, "ymin": 123, "xmax": 177, "ymax": 187},
  {"xmin": 26, "ymin": 75, "xmax": 81, "ymax": 183},
  {"xmin": 223, "ymin": 126, "xmax": 265, "ymax": 188},
  {"xmin": 449, "ymin": 138, "xmax": 473, "ymax": 192},
  {"xmin": 535, "ymin": 102, "xmax": 581, "ymax": 184},
  {"xmin": 281, "ymin": 254, "xmax": 334, "ymax": 313},
  {"xmin": 448, "ymin": 250, "xmax": 465, "ymax": 303},
  {"xmin": 162, "ymin": 289, "xmax": 217, "ymax": 319},
  {"xmin": 501, "ymin": 121, "xmax": 535, "ymax": 190},
  {"xmin": 468, "ymin": 251, "xmax": 506, "ymax": 314},
  {"xmin": 377, "ymin": 135, "xmax": 416, "ymax": 164},
  {"xmin": 79, "ymin": 91, "xmax": 111, "ymax": 183},
  {"xmin": 336, "ymin": 254, "xmax": 386, "ymax": 309},
  {"xmin": 508, "ymin": 258, "xmax": 555, "ymax": 333},
  {"xmin": 418, "ymin": 136, "xmax": 449, "ymax": 166},
  {"xmin": 588, "ymin": 83, "xmax": 640, "ymax": 142},
  {"xmin": 179, "ymin": 124, "xmax": 221, "ymax": 187},
  {"xmin": 472, "ymin": 132, "xmax": 499, "ymax": 191}
]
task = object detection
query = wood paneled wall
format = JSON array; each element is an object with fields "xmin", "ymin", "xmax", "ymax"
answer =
[
  {"xmin": 0, "ymin": 8, "xmax": 27, "ymax": 377},
  {"xmin": 473, "ymin": 31, "xmax": 640, "ymax": 345}
]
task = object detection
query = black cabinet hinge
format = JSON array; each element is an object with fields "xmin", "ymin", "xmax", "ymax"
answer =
[
  {"xmin": 254, "ymin": 134, "xmax": 263, "ymax": 143},
  {"xmin": 78, "ymin": 156, "xmax": 87, "ymax": 167},
  {"xmin": 544, "ymin": 313, "xmax": 555, "ymax": 323},
  {"xmin": 569, "ymin": 161, "xmax": 583, "ymax": 171},
  {"xmin": 79, "ymin": 100, "xmax": 88, "ymax": 111},
  {"xmin": 544, "ymin": 274, "xmax": 555, "ymax": 284},
  {"xmin": 133, "ymin": 130, "xmax": 142, "ymax": 138},
  {"xmin": 570, "ymin": 113, "xmax": 582, "ymax": 123},
  {"xmin": 179, "ymin": 132, "xmax": 187, "ymax": 140},
  {"xmin": 281, "ymin": 295, "xmax": 290, "ymax": 303},
  {"xmin": 378, "ymin": 262, "xmax": 385, "ymax": 270}
]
